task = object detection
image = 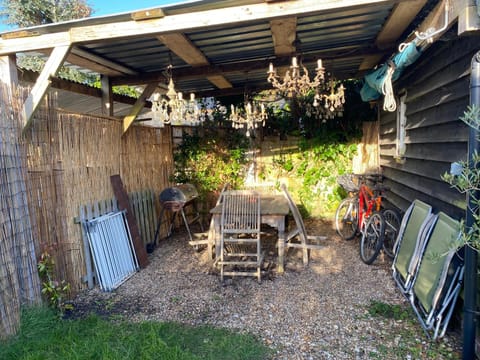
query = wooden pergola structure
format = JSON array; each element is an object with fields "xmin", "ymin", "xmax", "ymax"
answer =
[{"xmin": 1, "ymin": 0, "xmax": 474, "ymax": 134}]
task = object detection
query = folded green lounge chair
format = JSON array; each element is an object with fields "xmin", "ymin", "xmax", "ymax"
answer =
[
  {"xmin": 409, "ymin": 212, "xmax": 463, "ymax": 339},
  {"xmin": 392, "ymin": 199, "xmax": 434, "ymax": 294}
]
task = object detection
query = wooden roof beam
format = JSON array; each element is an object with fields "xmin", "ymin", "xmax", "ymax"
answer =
[
  {"xmin": 376, "ymin": 0, "xmax": 429, "ymax": 49},
  {"xmin": 393, "ymin": 0, "xmax": 473, "ymax": 51},
  {"xmin": 270, "ymin": 17, "xmax": 297, "ymax": 56},
  {"xmin": 458, "ymin": 0, "xmax": 480, "ymax": 34},
  {"xmin": 69, "ymin": 47, "xmax": 138, "ymax": 76},
  {"xmin": 156, "ymin": 32, "xmax": 232, "ymax": 89},
  {"xmin": 18, "ymin": 68, "xmax": 145, "ymax": 109},
  {"xmin": 0, "ymin": 0, "xmax": 399, "ymax": 55},
  {"xmin": 359, "ymin": 0, "xmax": 428, "ymax": 71},
  {"xmin": 359, "ymin": 0, "xmax": 477, "ymax": 72},
  {"xmin": 36, "ymin": 46, "xmax": 138, "ymax": 77},
  {"xmin": 111, "ymin": 46, "xmax": 391, "ymax": 86}
]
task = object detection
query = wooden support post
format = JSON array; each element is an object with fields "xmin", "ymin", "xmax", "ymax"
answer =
[
  {"xmin": 122, "ymin": 82, "xmax": 158, "ymax": 134},
  {"xmin": 101, "ymin": 75, "xmax": 113, "ymax": 116},
  {"xmin": 0, "ymin": 54, "xmax": 18, "ymax": 86},
  {"xmin": 22, "ymin": 44, "xmax": 70, "ymax": 134}
]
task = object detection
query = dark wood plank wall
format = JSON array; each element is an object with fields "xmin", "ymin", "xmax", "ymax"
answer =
[{"xmin": 379, "ymin": 35, "xmax": 480, "ymax": 220}]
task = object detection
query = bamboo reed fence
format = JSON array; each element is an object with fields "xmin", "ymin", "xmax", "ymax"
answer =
[
  {"xmin": 0, "ymin": 83, "xmax": 174, "ymax": 338},
  {"xmin": 0, "ymin": 84, "xmax": 42, "ymax": 339},
  {"xmin": 22, "ymin": 92, "xmax": 174, "ymax": 294}
]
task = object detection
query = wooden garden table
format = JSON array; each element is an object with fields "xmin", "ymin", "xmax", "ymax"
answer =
[{"xmin": 209, "ymin": 194, "xmax": 290, "ymax": 273}]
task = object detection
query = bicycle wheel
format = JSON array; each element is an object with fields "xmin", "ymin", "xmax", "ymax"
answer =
[
  {"xmin": 382, "ymin": 209, "xmax": 401, "ymax": 259},
  {"xmin": 360, "ymin": 212, "xmax": 385, "ymax": 264},
  {"xmin": 335, "ymin": 197, "xmax": 359, "ymax": 240}
]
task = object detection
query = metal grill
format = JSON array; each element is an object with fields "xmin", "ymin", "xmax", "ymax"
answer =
[
  {"xmin": 83, "ymin": 211, "xmax": 138, "ymax": 291},
  {"xmin": 150, "ymin": 184, "xmax": 203, "ymax": 252},
  {"xmin": 159, "ymin": 183, "xmax": 199, "ymax": 211}
]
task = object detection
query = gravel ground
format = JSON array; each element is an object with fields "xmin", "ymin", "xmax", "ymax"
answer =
[{"xmin": 70, "ymin": 218, "xmax": 462, "ymax": 359}]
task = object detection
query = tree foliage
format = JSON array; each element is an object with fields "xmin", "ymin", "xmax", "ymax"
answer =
[
  {"xmin": 442, "ymin": 105, "xmax": 480, "ymax": 250},
  {"xmin": 1, "ymin": 0, "xmax": 102, "ymax": 86},
  {"xmin": 0, "ymin": 0, "xmax": 92, "ymax": 28}
]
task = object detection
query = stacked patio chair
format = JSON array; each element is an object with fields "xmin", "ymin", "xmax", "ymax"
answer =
[
  {"xmin": 409, "ymin": 212, "xmax": 464, "ymax": 339},
  {"xmin": 280, "ymin": 183, "xmax": 326, "ymax": 266},
  {"xmin": 218, "ymin": 190, "xmax": 263, "ymax": 282},
  {"xmin": 392, "ymin": 199, "xmax": 434, "ymax": 294},
  {"xmin": 392, "ymin": 200, "xmax": 465, "ymax": 339}
]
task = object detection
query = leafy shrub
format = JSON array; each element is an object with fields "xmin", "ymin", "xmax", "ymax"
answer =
[
  {"xmin": 37, "ymin": 252, "xmax": 72, "ymax": 313},
  {"xmin": 171, "ymin": 128, "xmax": 250, "ymax": 202}
]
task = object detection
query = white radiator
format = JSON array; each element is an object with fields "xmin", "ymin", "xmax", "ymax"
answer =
[{"xmin": 83, "ymin": 211, "xmax": 139, "ymax": 291}]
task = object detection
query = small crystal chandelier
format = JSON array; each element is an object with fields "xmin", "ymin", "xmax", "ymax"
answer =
[
  {"xmin": 315, "ymin": 79, "xmax": 345, "ymax": 113},
  {"xmin": 267, "ymin": 57, "xmax": 325, "ymax": 98},
  {"xmin": 229, "ymin": 97, "xmax": 267, "ymax": 137},
  {"xmin": 150, "ymin": 65, "xmax": 201, "ymax": 127}
]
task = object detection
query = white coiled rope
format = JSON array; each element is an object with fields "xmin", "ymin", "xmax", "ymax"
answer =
[{"xmin": 382, "ymin": 63, "xmax": 396, "ymax": 112}]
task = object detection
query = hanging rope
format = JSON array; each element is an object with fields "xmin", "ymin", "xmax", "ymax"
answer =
[{"xmin": 382, "ymin": 61, "xmax": 396, "ymax": 112}]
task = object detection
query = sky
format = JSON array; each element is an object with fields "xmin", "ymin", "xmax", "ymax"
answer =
[{"xmin": 0, "ymin": 0, "xmax": 185, "ymax": 32}]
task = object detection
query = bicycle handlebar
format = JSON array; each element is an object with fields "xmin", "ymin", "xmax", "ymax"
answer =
[{"xmin": 337, "ymin": 173, "xmax": 388, "ymax": 194}]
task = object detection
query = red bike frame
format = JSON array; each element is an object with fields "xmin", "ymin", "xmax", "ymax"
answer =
[{"xmin": 357, "ymin": 182, "xmax": 382, "ymax": 230}]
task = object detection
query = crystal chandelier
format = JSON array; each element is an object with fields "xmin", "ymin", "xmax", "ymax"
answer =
[
  {"xmin": 267, "ymin": 56, "xmax": 346, "ymax": 120},
  {"xmin": 150, "ymin": 65, "xmax": 201, "ymax": 127},
  {"xmin": 267, "ymin": 57, "xmax": 325, "ymax": 98},
  {"xmin": 313, "ymin": 79, "xmax": 345, "ymax": 113},
  {"xmin": 229, "ymin": 98, "xmax": 267, "ymax": 137}
]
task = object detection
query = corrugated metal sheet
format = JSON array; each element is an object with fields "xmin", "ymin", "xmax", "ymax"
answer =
[
  {"xmin": 75, "ymin": 2, "xmax": 396, "ymax": 94},
  {"xmin": 2, "ymin": 0, "xmax": 435, "ymax": 116}
]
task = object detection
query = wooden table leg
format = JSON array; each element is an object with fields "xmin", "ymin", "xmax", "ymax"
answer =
[
  {"xmin": 207, "ymin": 219, "xmax": 214, "ymax": 260},
  {"xmin": 213, "ymin": 214, "xmax": 221, "ymax": 260},
  {"xmin": 277, "ymin": 216, "xmax": 286, "ymax": 274}
]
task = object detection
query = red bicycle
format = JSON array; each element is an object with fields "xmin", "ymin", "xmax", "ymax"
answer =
[{"xmin": 335, "ymin": 174, "xmax": 400, "ymax": 264}]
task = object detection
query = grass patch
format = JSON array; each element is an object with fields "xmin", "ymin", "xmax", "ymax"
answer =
[
  {"xmin": 0, "ymin": 306, "xmax": 271, "ymax": 360},
  {"xmin": 365, "ymin": 300, "xmax": 460, "ymax": 359},
  {"xmin": 367, "ymin": 300, "xmax": 412, "ymax": 321}
]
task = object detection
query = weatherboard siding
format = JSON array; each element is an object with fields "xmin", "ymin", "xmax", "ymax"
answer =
[{"xmin": 379, "ymin": 35, "xmax": 480, "ymax": 220}]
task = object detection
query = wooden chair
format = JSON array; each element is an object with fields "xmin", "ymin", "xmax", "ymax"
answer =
[
  {"xmin": 280, "ymin": 183, "xmax": 326, "ymax": 266},
  {"xmin": 218, "ymin": 190, "xmax": 263, "ymax": 282}
]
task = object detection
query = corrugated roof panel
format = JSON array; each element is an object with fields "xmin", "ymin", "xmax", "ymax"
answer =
[
  {"xmin": 295, "ymin": 7, "xmax": 391, "ymax": 53},
  {"xmin": 187, "ymin": 22, "xmax": 271, "ymax": 44},
  {"xmin": 187, "ymin": 21, "xmax": 274, "ymax": 64},
  {"xmin": 5, "ymin": 0, "xmax": 434, "ymax": 117},
  {"xmin": 83, "ymin": 38, "xmax": 186, "ymax": 73},
  {"xmin": 174, "ymin": 77, "xmax": 218, "ymax": 93}
]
